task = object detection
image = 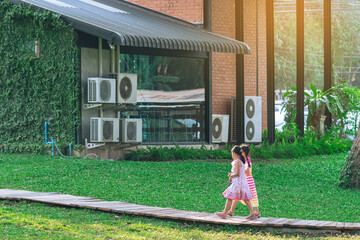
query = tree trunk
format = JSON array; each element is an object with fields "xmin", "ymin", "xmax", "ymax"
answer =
[{"xmin": 338, "ymin": 122, "xmax": 360, "ymax": 188}]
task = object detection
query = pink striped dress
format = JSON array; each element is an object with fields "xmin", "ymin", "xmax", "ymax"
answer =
[{"xmin": 240, "ymin": 158, "xmax": 259, "ymax": 207}]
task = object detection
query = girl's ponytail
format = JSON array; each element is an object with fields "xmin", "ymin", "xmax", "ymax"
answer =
[
  {"xmin": 239, "ymin": 153, "xmax": 246, "ymax": 164},
  {"xmin": 240, "ymin": 145, "xmax": 251, "ymax": 167}
]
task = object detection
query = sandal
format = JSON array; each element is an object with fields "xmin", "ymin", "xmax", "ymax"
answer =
[
  {"xmin": 246, "ymin": 213, "xmax": 258, "ymax": 220},
  {"xmin": 215, "ymin": 212, "xmax": 227, "ymax": 219},
  {"xmin": 227, "ymin": 211, "xmax": 234, "ymax": 216}
]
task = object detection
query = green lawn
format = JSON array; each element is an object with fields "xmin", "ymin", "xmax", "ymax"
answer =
[
  {"xmin": 0, "ymin": 153, "xmax": 359, "ymax": 239},
  {"xmin": 2, "ymin": 200, "xmax": 358, "ymax": 240}
]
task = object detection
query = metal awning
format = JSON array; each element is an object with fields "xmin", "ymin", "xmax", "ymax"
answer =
[{"xmin": 9, "ymin": 0, "xmax": 250, "ymax": 54}]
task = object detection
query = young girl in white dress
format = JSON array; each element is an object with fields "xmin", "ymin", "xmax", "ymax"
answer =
[
  {"xmin": 227, "ymin": 144, "xmax": 261, "ymax": 218},
  {"xmin": 215, "ymin": 145, "xmax": 257, "ymax": 219}
]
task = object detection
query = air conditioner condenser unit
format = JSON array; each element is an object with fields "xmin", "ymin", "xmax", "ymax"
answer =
[
  {"xmin": 120, "ymin": 118, "xmax": 142, "ymax": 143},
  {"xmin": 87, "ymin": 77, "xmax": 116, "ymax": 103},
  {"xmin": 244, "ymin": 96, "xmax": 262, "ymax": 143},
  {"xmin": 212, "ymin": 114, "xmax": 229, "ymax": 143},
  {"xmin": 117, "ymin": 73, "xmax": 137, "ymax": 104},
  {"xmin": 90, "ymin": 117, "xmax": 119, "ymax": 142}
]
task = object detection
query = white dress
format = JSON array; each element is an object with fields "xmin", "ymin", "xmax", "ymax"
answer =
[{"xmin": 222, "ymin": 159, "xmax": 253, "ymax": 201}]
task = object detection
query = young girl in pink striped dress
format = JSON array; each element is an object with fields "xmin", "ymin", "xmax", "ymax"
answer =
[{"xmin": 215, "ymin": 145, "xmax": 257, "ymax": 219}]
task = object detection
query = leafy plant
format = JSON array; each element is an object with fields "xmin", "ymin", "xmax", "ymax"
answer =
[
  {"xmin": 123, "ymin": 125, "xmax": 352, "ymax": 161},
  {"xmin": 0, "ymin": 143, "xmax": 50, "ymax": 154},
  {"xmin": 281, "ymin": 87, "xmax": 297, "ymax": 124},
  {"xmin": 251, "ymin": 124, "xmax": 352, "ymax": 160},
  {"xmin": 124, "ymin": 144, "xmax": 231, "ymax": 161},
  {"xmin": 282, "ymin": 84, "xmax": 345, "ymax": 134},
  {"xmin": 329, "ymin": 83, "xmax": 360, "ymax": 137},
  {"xmin": 305, "ymin": 84, "xmax": 328, "ymax": 127}
]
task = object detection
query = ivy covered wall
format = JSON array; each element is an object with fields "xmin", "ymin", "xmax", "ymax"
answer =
[{"xmin": 0, "ymin": 2, "xmax": 79, "ymax": 151}]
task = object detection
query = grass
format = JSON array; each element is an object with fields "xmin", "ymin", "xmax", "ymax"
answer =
[
  {"xmin": 1, "ymin": 201, "xmax": 359, "ymax": 240},
  {"xmin": 0, "ymin": 200, "xmax": 261, "ymax": 239},
  {"xmin": 0, "ymin": 153, "xmax": 360, "ymax": 239}
]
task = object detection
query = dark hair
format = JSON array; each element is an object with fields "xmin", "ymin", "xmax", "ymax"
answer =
[
  {"xmin": 240, "ymin": 144, "xmax": 251, "ymax": 167},
  {"xmin": 232, "ymin": 146, "xmax": 245, "ymax": 164},
  {"xmin": 232, "ymin": 146, "xmax": 242, "ymax": 155}
]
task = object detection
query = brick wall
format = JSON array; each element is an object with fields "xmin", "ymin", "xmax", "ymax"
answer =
[
  {"xmin": 211, "ymin": 0, "xmax": 236, "ymax": 115},
  {"xmin": 126, "ymin": 0, "xmax": 268, "ymax": 130},
  {"xmin": 243, "ymin": 0, "xmax": 268, "ymax": 130},
  {"xmin": 128, "ymin": 0, "xmax": 203, "ymax": 23},
  {"xmin": 211, "ymin": 0, "xmax": 267, "ymax": 131}
]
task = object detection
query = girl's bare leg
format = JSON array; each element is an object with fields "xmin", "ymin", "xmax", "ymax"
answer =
[
  {"xmin": 216, "ymin": 198, "xmax": 232, "ymax": 218},
  {"xmin": 228, "ymin": 199, "xmax": 238, "ymax": 215},
  {"xmin": 223, "ymin": 198, "xmax": 232, "ymax": 214},
  {"xmin": 254, "ymin": 207, "xmax": 260, "ymax": 217},
  {"xmin": 243, "ymin": 200, "xmax": 256, "ymax": 219}
]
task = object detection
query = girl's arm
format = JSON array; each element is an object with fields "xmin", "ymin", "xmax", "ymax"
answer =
[
  {"xmin": 245, "ymin": 157, "xmax": 251, "ymax": 176},
  {"xmin": 230, "ymin": 160, "xmax": 241, "ymax": 178},
  {"xmin": 245, "ymin": 166, "xmax": 251, "ymax": 176}
]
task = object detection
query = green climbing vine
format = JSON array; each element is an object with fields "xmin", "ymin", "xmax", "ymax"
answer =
[{"xmin": 0, "ymin": 2, "xmax": 80, "ymax": 153}]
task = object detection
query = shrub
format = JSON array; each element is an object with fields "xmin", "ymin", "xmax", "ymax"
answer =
[
  {"xmin": 123, "ymin": 124, "xmax": 352, "ymax": 162},
  {"xmin": 0, "ymin": 143, "xmax": 50, "ymax": 154},
  {"xmin": 251, "ymin": 124, "xmax": 352, "ymax": 160},
  {"xmin": 124, "ymin": 144, "xmax": 231, "ymax": 162}
]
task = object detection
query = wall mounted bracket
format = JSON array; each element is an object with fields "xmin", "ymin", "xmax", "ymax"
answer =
[
  {"xmin": 85, "ymin": 138, "xmax": 105, "ymax": 149},
  {"xmin": 84, "ymin": 104, "xmax": 102, "ymax": 109}
]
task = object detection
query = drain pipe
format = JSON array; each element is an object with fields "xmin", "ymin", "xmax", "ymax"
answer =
[
  {"xmin": 98, "ymin": 37, "xmax": 103, "ymax": 77},
  {"xmin": 45, "ymin": 122, "xmax": 74, "ymax": 157},
  {"xmin": 69, "ymin": 142, "xmax": 73, "ymax": 156},
  {"xmin": 116, "ymin": 45, "xmax": 120, "ymax": 76},
  {"xmin": 44, "ymin": 122, "xmax": 54, "ymax": 156},
  {"xmin": 44, "ymin": 121, "xmax": 49, "ymax": 144},
  {"xmin": 110, "ymin": 43, "xmax": 115, "ymax": 74}
]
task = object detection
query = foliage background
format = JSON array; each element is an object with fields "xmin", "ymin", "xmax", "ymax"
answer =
[
  {"xmin": 274, "ymin": 1, "xmax": 360, "ymax": 90},
  {"xmin": 0, "ymin": 2, "xmax": 79, "ymax": 150}
]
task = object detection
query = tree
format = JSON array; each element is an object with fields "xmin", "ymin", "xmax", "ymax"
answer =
[{"xmin": 338, "ymin": 122, "xmax": 360, "ymax": 189}]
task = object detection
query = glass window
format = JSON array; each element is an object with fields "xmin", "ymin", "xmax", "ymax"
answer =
[
  {"xmin": 119, "ymin": 54, "xmax": 205, "ymax": 143},
  {"xmin": 332, "ymin": 1, "xmax": 360, "ymax": 88}
]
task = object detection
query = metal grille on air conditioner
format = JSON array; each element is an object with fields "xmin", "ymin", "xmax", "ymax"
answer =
[
  {"xmin": 90, "ymin": 117, "xmax": 119, "ymax": 142},
  {"xmin": 212, "ymin": 114, "xmax": 229, "ymax": 143},
  {"xmin": 120, "ymin": 118, "xmax": 142, "ymax": 143},
  {"xmin": 87, "ymin": 77, "xmax": 116, "ymax": 103},
  {"xmin": 230, "ymin": 97, "xmax": 263, "ymax": 143},
  {"xmin": 90, "ymin": 118, "xmax": 100, "ymax": 142},
  {"xmin": 244, "ymin": 96, "xmax": 262, "ymax": 143},
  {"xmin": 117, "ymin": 73, "xmax": 137, "ymax": 104}
]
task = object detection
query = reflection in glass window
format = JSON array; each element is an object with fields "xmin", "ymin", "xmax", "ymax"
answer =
[
  {"xmin": 121, "ymin": 54, "xmax": 205, "ymax": 91},
  {"xmin": 120, "ymin": 54, "xmax": 206, "ymax": 143}
]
